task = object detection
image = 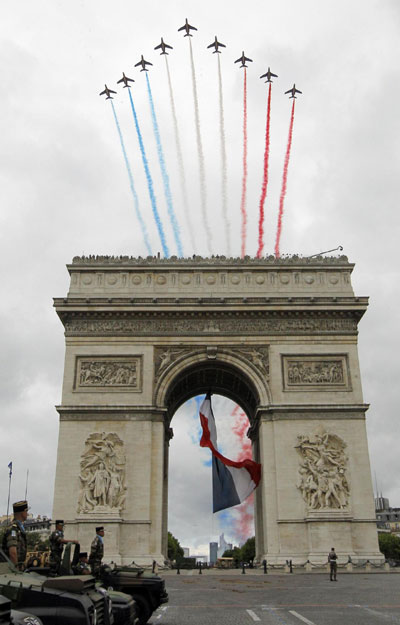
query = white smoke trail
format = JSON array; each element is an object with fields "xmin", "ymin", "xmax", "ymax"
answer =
[
  {"xmin": 189, "ymin": 38, "xmax": 213, "ymax": 255},
  {"xmin": 165, "ymin": 56, "xmax": 196, "ymax": 254},
  {"xmin": 217, "ymin": 54, "xmax": 230, "ymax": 256}
]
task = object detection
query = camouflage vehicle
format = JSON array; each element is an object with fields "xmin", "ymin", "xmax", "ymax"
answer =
[
  {"xmin": 62, "ymin": 545, "xmax": 168, "ymax": 625},
  {"xmin": 0, "ymin": 548, "xmax": 135, "ymax": 625},
  {"xmin": 0, "ymin": 594, "xmax": 44, "ymax": 625}
]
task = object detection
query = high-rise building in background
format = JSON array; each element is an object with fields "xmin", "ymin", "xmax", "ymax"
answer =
[{"xmin": 209, "ymin": 542, "xmax": 218, "ymax": 564}]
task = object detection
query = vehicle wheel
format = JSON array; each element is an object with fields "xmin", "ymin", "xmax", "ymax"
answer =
[{"xmin": 131, "ymin": 595, "xmax": 152, "ymax": 625}]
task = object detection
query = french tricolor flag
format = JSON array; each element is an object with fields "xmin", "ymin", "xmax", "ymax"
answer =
[{"xmin": 199, "ymin": 393, "xmax": 262, "ymax": 513}]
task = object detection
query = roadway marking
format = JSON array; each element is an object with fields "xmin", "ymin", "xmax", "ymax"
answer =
[
  {"xmin": 156, "ymin": 606, "xmax": 168, "ymax": 620},
  {"xmin": 289, "ymin": 611, "xmax": 317, "ymax": 625},
  {"xmin": 357, "ymin": 606, "xmax": 400, "ymax": 622},
  {"xmin": 246, "ymin": 609, "xmax": 261, "ymax": 621}
]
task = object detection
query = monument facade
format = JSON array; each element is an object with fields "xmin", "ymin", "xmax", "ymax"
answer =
[{"xmin": 52, "ymin": 255, "xmax": 382, "ymax": 564}]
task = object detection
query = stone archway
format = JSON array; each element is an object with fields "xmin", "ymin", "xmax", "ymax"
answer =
[{"xmin": 52, "ymin": 256, "xmax": 382, "ymax": 564}]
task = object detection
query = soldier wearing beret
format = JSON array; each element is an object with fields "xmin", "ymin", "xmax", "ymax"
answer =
[
  {"xmin": 74, "ymin": 552, "xmax": 91, "ymax": 575},
  {"xmin": 89, "ymin": 526, "xmax": 104, "ymax": 577},
  {"xmin": 49, "ymin": 520, "xmax": 78, "ymax": 576},
  {"xmin": 1, "ymin": 500, "xmax": 29, "ymax": 570}
]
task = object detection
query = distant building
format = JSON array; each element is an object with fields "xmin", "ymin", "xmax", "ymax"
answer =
[
  {"xmin": 375, "ymin": 497, "xmax": 400, "ymax": 535},
  {"xmin": 217, "ymin": 533, "xmax": 232, "ymax": 558},
  {"xmin": 183, "ymin": 547, "xmax": 190, "ymax": 557},
  {"xmin": 209, "ymin": 542, "xmax": 218, "ymax": 564}
]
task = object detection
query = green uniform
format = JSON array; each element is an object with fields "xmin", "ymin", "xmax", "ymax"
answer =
[
  {"xmin": 49, "ymin": 529, "xmax": 64, "ymax": 575},
  {"xmin": 75, "ymin": 560, "xmax": 91, "ymax": 575},
  {"xmin": 2, "ymin": 520, "xmax": 27, "ymax": 570},
  {"xmin": 89, "ymin": 535, "xmax": 104, "ymax": 577}
]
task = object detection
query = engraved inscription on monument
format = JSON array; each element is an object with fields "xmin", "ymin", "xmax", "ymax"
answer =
[
  {"xmin": 77, "ymin": 432, "xmax": 126, "ymax": 514},
  {"xmin": 75, "ymin": 356, "xmax": 142, "ymax": 392},
  {"xmin": 295, "ymin": 428, "xmax": 350, "ymax": 510},
  {"xmin": 282, "ymin": 354, "xmax": 350, "ymax": 391}
]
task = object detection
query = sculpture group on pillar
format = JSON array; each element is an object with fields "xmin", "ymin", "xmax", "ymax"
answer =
[
  {"xmin": 77, "ymin": 432, "xmax": 126, "ymax": 513},
  {"xmin": 296, "ymin": 428, "xmax": 349, "ymax": 510}
]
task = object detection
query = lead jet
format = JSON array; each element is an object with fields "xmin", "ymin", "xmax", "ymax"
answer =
[
  {"xmin": 234, "ymin": 51, "xmax": 253, "ymax": 68},
  {"xmin": 260, "ymin": 67, "xmax": 278, "ymax": 83},
  {"xmin": 135, "ymin": 55, "xmax": 153, "ymax": 72},
  {"xmin": 154, "ymin": 37, "xmax": 173, "ymax": 55},
  {"xmin": 285, "ymin": 84, "xmax": 302, "ymax": 98},
  {"xmin": 207, "ymin": 36, "xmax": 226, "ymax": 53},
  {"xmin": 178, "ymin": 18, "xmax": 197, "ymax": 37},
  {"xmin": 99, "ymin": 84, "xmax": 117, "ymax": 99},
  {"xmin": 117, "ymin": 72, "xmax": 135, "ymax": 88}
]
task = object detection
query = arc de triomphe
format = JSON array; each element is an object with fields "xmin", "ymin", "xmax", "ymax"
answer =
[{"xmin": 52, "ymin": 255, "xmax": 382, "ymax": 564}]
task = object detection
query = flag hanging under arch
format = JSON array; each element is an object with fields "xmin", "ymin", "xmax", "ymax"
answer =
[{"xmin": 199, "ymin": 393, "xmax": 262, "ymax": 513}]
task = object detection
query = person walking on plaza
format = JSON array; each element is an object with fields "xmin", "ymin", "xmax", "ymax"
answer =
[
  {"xmin": 49, "ymin": 520, "xmax": 78, "ymax": 576},
  {"xmin": 1, "ymin": 500, "xmax": 29, "ymax": 570},
  {"xmin": 328, "ymin": 547, "xmax": 338, "ymax": 581},
  {"xmin": 89, "ymin": 526, "xmax": 104, "ymax": 577}
]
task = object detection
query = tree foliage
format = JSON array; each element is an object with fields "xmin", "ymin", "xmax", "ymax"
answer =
[
  {"xmin": 167, "ymin": 531, "xmax": 184, "ymax": 561},
  {"xmin": 378, "ymin": 533, "xmax": 400, "ymax": 560},
  {"xmin": 222, "ymin": 537, "xmax": 255, "ymax": 565}
]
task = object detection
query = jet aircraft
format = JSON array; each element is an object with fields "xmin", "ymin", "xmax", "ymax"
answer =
[
  {"xmin": 117, "ymin": 72, "xmax": 135, "ymax": 88},
  {"xmin": 178, "ymin": 18, "xmax": 197, "ymax": 37},
  {"xmin": 260, "ymin": 67, "xmax": 278, "ymax": 83},
  {"xmin": 207, "ymin": 36, "xmax": 226, "ymax": 53},
  {"xmin": 154, "ymin": 38, "xmax": 173, "ymax": 55},
  {"xmin": 285, "ymin": 84, "xmax": 302, "ymax": 98},
  {"xmin": 234, "ymin": 51, "xmax": 253, "ymax": 68},
  {"xmin": 135, "ymin": 55, "xmax": 153, "ymax": 72},
  {"xmin": 99, "ymin": 85, "xmax": 117, "ymax": 99}
]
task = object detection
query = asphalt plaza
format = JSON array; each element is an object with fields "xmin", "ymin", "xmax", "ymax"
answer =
[{"xmin": 154, "ymin": 570, "xmax": 400, "ymax": 625}]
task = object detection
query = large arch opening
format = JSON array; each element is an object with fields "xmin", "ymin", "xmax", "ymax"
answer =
[{"xmin": 162, "ymin": 360, "xmax": 261, "ymax": 563}]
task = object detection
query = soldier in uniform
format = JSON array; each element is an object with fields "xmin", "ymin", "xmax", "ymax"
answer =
[
  {"xmin": 2, "ymin": 500, "xmax": 29, "ymax": 570},
  {"xmin": 49, "ymin": 520, "xmax": 78, "ymax": 576},
  {"xmin": 328, "ymin": 546, "xmax": 338, "ymax": 581},
  {"xmin": 74, "ymin": 552, "xmax": 91, "ymax": 575},
  {"xmin": 89, "ymin": 526, "xmax": 104, "ymax": 577}
]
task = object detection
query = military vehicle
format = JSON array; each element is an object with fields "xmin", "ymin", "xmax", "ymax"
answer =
[
  {"xmin": 0, "ymin": 594, "xmax": 44, "ymax": 625},
  {"xmin": 51, "ymin": 544, "xmax": 168, "ymax": 625},
  {"xmin": 0, "ymin": 548, "xmax": 135, "ymax": 625}
]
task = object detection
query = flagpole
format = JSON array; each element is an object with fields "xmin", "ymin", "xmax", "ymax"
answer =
[
  {"xmin": 6, "ymin": 463, "xmax": 12, "ymax": 524},
  {"xmin": 24, "ymin": 469, "xmax": 29, "ymax": 500}
]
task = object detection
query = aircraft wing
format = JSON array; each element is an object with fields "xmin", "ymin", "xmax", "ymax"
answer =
[
  {"xmin": 154, "ymin": 43, "xmax": 162, "ymax": 50},
  {"xmin": 244, "ymin": 56, "xmax": 252, "ymax": 62},
  {"xmin": 145, "ymin": 60, "xmax": 153, "ymax": 66},
  {"xmin": 99, "ymin": 89, "xmax": 107, "ymax": 95},
  {"xmin": 284, "ymin": 88, "xmax": 292, "ymax": 94},
  {"xmin": 109, "ymin": 89, "xmax": 117, "ymax": 94},
  {"xmin": 234, "ymin": 57, "xmax": 242, "ymax": 63},
  {"xmin": 207, "ymin": 42, "xmax": 215, "ymax": 49},
  {"xmin": 134, "ymin": 61, "xmax": 142, "ymax": 67},
  {"xmin": 295, "ymin": 88, "xmax": 302, "ymax": 93}
]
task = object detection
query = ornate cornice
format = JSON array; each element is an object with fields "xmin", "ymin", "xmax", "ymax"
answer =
[{"xmin": 59, "ymin": 310, "xmax": 360, "ymax": 337}]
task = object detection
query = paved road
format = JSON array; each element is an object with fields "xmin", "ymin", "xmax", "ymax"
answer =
[{"xmin": 154, "ymin": 572, "xmax": 400, "ymax": 625}]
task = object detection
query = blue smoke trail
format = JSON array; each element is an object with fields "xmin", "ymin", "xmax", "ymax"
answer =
[
  {"xmin": 110, "ymin": 100, "xmax": 152, "ymax": 255},
  {"xmin": 145, "ymin": 73, "xmax": 184, "ymax": 257},
  {"xmin": 127, "ymin": 89, "xmax": 169, "ymax": 258}
]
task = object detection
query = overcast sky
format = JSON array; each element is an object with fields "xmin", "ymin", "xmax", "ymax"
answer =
[{"xmin": 1, "ymin": 0, "xmax": 399, "ymax": 554}]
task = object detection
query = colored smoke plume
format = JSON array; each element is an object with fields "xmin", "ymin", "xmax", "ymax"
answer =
[
  {"xmin": 231, "ymin": 403, "xmax": 254, "ymax": 541},
  {"xmin": 257, "ymin": 82, "xmax": 272, "ymax": 258},
  {"xmin": 275, "ymin": 99, "xmax": 296, "ymax": 258},
  {"xmin": 110, "ymin": 100, "xmax": 152, "ymax": 255},
  {"xmin": 240, "ymin": 68, "xmax": 248, "ymax": 258}
]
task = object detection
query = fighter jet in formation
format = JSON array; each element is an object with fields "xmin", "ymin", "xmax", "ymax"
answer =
[
  {"xmin": 178, "ymin": 18, "xmax": 197, "ymax": 37},
  {"xmin": 135, "ymin": 55, "xmax": 153, "ymax": 72},
  {"xmin": 154, "ymin": 38, "xmax": 173, "ymax": 55},
  {"xmin": 207, "ymin": 36, "xmax": 226, "ymax": 53},
  {"xmin": 234, "ymin": 51, "xmax": 253, "ymax": 68},
  {"xmin": 260, "ymin": 67, "xmax": 278, "ymax": 83},
  {"xmin": 117, "ymin": 72, "xmax": 135, "ymax": 88},
  {"xmin": 285, "ymin": 84, "xmax": 302, "ymax": 98},
  {"xmin": 99, "ymin": 85, "xmax": 117, "ymax": 99}
]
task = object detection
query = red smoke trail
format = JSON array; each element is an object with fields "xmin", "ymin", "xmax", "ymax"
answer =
[
  {"xmin": 240, "ymin": 69, "xmax": 248, "ymax": 258},
  {"xmin": 231, "ymin": 404, "xmax": 254, "ymax": 540},
  {"xmin": 275, "ymin": 99, "xmax": 296, "ymax": 258},
  {"xmin": 256, "ymin": 83, "xmax": 272, "ymax": 258}
]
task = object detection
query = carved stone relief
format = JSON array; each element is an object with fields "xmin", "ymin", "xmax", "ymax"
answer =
[
  {"xmin": 75, "ymin": 357, "xmax": 142, "ymax": 392},
  {"xmin": 77, "ymin": 432, "xmax": 126, "ymax": 513},
  {"xmin": 282, "ymin": 355, "xmax": 349, "ymax": 390},
  {"xmin": 295, "ymin": 427, "xmax": 349, "ymax": 510},
  {"xmin": 65, "ymin": 314, "xmax": 357, "ymax": 337},
  {"xmin": 153, "ymin": 345, "xmax": 269, "ymax": 386}
]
